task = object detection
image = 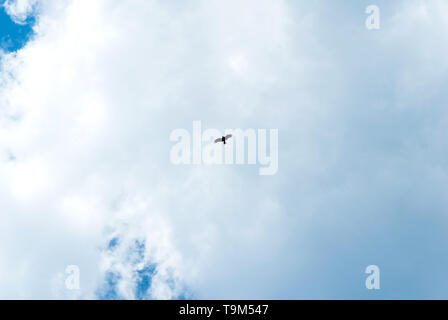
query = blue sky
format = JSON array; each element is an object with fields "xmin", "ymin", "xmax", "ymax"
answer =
[
  {"xmin": 0, "ymin": 1, "xmax": 34, "ymax": 53},
  {"xmin": 1, "ymin": 0, "xmax": 448, "ymax": 299}
]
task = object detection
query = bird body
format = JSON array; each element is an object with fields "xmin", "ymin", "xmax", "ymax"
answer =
[{"xmin": 214, "ymin": 134, "xmax": 232, "ymax": 144}]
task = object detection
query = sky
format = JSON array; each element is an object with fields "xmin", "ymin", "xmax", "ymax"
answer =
[
  {"xmin": 0, "ymin": 0, "xmax": 448, "ymax": 299},
  {"xmin": 0, "ymin": 0, "xmax": 34, "ymax": 53}
]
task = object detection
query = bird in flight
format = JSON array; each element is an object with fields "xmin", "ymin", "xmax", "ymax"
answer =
[{"xmin": 214, "ymin": 134, "xmax": 232, "ymax": 144}]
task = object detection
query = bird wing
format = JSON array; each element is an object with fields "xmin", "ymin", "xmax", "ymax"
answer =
[
  {"xmin": 214, "ymin": 138, "xmax": 221, "ymax": 143},
  {"xmin": 225, "ymin": 134, "xmax": 232, "ymax": 139}
]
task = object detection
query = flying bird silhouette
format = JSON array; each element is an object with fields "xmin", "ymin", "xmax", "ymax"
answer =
[{"xmin": 214, "ymin": 134, "xmax": 232, "ymax": 144}]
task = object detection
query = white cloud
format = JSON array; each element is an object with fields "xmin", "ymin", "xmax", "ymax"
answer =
[
  {"xmin": 3, "ymin": 0, "xmax": 38, "ymax": 24},
  {"xmin": 0, "ymin": 0, "xmax": 296, "ymax": 299}
]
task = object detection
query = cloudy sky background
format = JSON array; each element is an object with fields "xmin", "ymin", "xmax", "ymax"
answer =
[{"xmin": 1, "ymin": 0, "xmax": 448, "ymax": 299}]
